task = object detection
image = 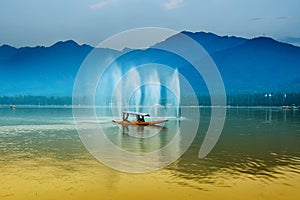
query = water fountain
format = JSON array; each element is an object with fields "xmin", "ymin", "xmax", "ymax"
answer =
[
  {"xmin": 168, "ymin": 68, "xmax": 180, "ymax": 117},
  {"xmin": 96, "ymin": 63, "xmax": 123, "ymax": 117},
  {"xmin": 96, "ymin": 62, "xmax": 181, "ymax": 119},
  {"xmin": 123, "ymin": 68, "xmax": 142, "ymax": 113},
  {"xmin": 142, "ymin": 68, "xmax": 161, "ymax": 112}
]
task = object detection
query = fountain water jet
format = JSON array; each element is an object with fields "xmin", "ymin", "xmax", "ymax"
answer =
[
  {"xmin": 109, "ymin": 64, "xmax": 123, "ymax": 117},
  {"xmin": 170, "ymin": 68, "xmax": 180, "ymax": 117},
  {"xmin": 142, "ymin": 68, "xmax": 161, "ymax": 112},
  {"xmin": 123, "ymin": 68, "xmax": 142, "ymax": 113}
]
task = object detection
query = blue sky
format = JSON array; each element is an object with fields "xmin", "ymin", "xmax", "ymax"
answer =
[{"xmin": 1, "ymin": 0, "xmax": 300, "ymax": 47}]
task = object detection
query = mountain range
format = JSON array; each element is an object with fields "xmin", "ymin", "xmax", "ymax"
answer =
[{"xmin": 0, "ymin": 31, "xmax": 299, "ymax": 96}]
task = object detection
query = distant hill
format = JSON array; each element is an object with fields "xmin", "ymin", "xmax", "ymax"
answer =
[
  {"xmin": 0, "ymin": 41, "xmax": 93, "ymax": 95},
  {"xmin": 211, "ymin": 36, "xmax": 300, "ymax": 93},
  {"xmin": 163, "ymin": 32, "xmax": 300, "ymax": 94},
  {"xmin": 0, "ymin": 31, "xmax": 299, "ymax": 96}
]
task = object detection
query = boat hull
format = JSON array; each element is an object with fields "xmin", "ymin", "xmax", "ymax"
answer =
[{"xmin": 112, "ymin": 120, "xmax": 168, "ymax": 126}]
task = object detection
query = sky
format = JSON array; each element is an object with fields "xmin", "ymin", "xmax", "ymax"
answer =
[{"xmin": 0, "ymin": 0, "xmax": 300, "ymax": 47}]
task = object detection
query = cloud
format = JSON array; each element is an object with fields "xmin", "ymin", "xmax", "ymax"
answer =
[
  {"xmin": 276, "ymin": 16, "xmax": 293, "ymax": 20},
  {"xmin": 164, "ymin": 0, "xmax": 184, "ymax": 10},
  {"xmin": 250, "ymin": 17, "xmax": 265, "ymax": 21},
  {"xmin": 90, "ymin": 1, "xmax": 109, "ymax": 9},
  {"xmin": 250, "ymin": 16, "xmax": 293, "ymax": 21}
]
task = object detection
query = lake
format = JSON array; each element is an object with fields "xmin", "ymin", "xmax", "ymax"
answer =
[{"xmin": 0, "ymin": 106, "xmax": 299, "ymax": 200}]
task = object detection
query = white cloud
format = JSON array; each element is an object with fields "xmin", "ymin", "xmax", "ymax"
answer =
[
  {"xmin": 164, "ymin": 0, "xmax": 184, "ymax": 10},
  {"xmin": 250, "ymin": 17, "xmax": 265, "ymax": 21},
  {"xmin": 276, "ymin": 16, "xmax": 293, "ymax": 20},
  {"xmin": 90, "ymin": 1, "xmax": 109, "ymax": 9},
  {"xmin": 250, "ymin": 16, "xmax": 293, "ymax": 21}
]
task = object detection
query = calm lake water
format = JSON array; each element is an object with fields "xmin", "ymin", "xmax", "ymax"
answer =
[{"xmin": 0, "ymin": 106, "xmax": 299, "ymax": 200}]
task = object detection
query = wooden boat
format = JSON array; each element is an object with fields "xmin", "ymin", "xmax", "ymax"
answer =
[
  {"xmin": 112, "ymin": 119, "xmax": 168, "ymax": 125},
  {"xmin": 112, "ymin": 111, "xmax": 168, "ymax": 126}
]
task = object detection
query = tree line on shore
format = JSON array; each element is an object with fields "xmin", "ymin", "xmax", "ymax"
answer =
[{"xmin": 0, "ymin": 93, "xmax": 299, "ymax": 106}]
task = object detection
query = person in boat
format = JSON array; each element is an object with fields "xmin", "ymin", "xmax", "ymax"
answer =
[
  {"xmin": 136, "ymin": 115, "xmax": 145, "ymax": 122},
  {"xmin": 122, "ymin": 112, "xmax": 129, "ymax": 122}
]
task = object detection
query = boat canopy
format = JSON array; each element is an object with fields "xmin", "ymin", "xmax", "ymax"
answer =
[{"xmin": 122, "ymin": 111, "xmax": 150, "ymax": 117}]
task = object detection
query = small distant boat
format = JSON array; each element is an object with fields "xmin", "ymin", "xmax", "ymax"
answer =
[
  {"xmin": 282, "ymin": 105, "xmax": 300, "ymax": 110},
  {"xmin": 10, "ymin": 105, "xmax": 16, "ymax": 109},
  {"xmin": 112, "ymin": 111, "xmax": 168, "ymax": 126},
  {"xmin": 282, "ymin": 105, "xmax": 291, "ymax": 110}
]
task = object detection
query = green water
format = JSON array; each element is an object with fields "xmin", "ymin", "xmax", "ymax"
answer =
[{"xmin": 0, "ymin": 106, "xmax": 299, "ymax": 199}]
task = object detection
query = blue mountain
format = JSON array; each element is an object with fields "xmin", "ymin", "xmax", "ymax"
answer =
[
  {"xmin": 0, "ymin": 41, "xmax": 93, "ymax": 95},
  {"xmin": 0, "ymin": 32, "xmax": 299, "ymax": 96},
  {"xmin": 212, "ymin": 36, "xmax": 300, "ymax": 93},
  {"xmin": 160, "ymin": 32, "xmax": 300, "ymax": 94}
]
